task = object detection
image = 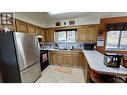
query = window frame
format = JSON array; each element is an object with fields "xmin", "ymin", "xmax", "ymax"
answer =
[
  {"xmin": 105, "ymin": 30, "xmax": 127, "ymax": 51},
  {"xmin": 55, "ymin": 29, "xmax": 77, "ymax": 43}
]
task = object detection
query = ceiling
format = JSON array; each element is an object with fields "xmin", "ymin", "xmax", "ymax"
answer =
[
  {"xmin": 15, "ymin": 12, "xmax": 127, "ymax": 21},
  {"xmin": 48, "ymin": 12, "xmax": 127, "ymax": 20},
  {"xmin": 14, "ymin": 12, "xmax": 127, "ymax": 27}
]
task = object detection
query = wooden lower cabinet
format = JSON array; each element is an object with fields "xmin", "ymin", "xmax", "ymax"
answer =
[
  {"xmin": 50, "ymin": 51, "xmax": 57, "ymax": 64},
  {"xmin": 82, "ymin": 55, "xmax": 91, "ymax": 82},
  {"xmin": 57, "ymin": 52, "xmax": 64, "ymax": 65},
  {"xmin": 49, "ymin": 51, "xmax": 83, "ymax": 67},
  {"xmin": 72, "ymin": 52, "xmax": 79, "ymax": 66},
  {"xmin": 63, "ymin": 52, "xmax": 73, "ymax": 66}
]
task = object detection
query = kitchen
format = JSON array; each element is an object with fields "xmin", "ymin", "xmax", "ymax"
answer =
[{"xmin": 0, "ymin": 12, "xmax": 127, "ymax": 83}]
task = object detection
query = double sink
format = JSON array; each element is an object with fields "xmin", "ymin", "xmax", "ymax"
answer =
[{"xmin": 58, "ymin": 48, "xmax": 82, "ymax": 52}]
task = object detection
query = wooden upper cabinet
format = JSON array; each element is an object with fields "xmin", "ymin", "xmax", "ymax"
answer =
[
  {"xmin": 77, "ymin": 26, "xmax": 89, "ymax": 42},
  {"xmin": 36, "ymin": 27, "xmax": 42, "ymax": 35},
  {"xmin": 41, "ymin": 28, "xmax": 45, "ymax": 42},
  {"xmin": 36, "ymin": 27, "xmax": 45, "ymax": 42},
  {"xmin": 88, "ymin": 25, "xmax": 98, "ymax": 43},
  {"xmin": 28, "ymin": 24, "xmax": 36, "ymax": 34},
  {"xmin": 15, "ymin": 20, "xmax": 28, "ymax": 33},
  {"xmin": 77, "ymin": 24, "xmax": 98, "ymax": 43},
  {"xmin": 45, "ymin": 29, "xmax": 54, "ymax": 42}
]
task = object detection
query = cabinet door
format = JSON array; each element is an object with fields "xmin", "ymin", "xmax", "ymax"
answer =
[
  {"xmin": 50, "ymin": 52, "xmax": 57, "ymax": 64},
  {"xmin": 77, "ymin": 27, "xmax": 89, "ymax": 42},
  {"xmin": 77, "ymin": 25, "xmax": 98, "ymax": 42},
  {"xmin": 77, "ymin": 28, "xmax": 85, "ymax": 42},
  {"xmin": 88, "ymin": 25, "xmax": 98, "ymax": 43},
  {"xmin": 36, "ymin": 27, "xmax": 45, "ymax": 42},
  {"xmin": 41, "ymin": 28, "xmax": 45, "ymax": 42},
  {"xmin": 45, "ymin": 29, "xmax": 49, "ymax": 42},
  {"xmin": 36, "ymin": 27, "xmax": 42, "ymax": 35},
  {"xmin": 63, "ymin": 52, "xmax": 73, "ymax": 66},
  {"xmin": 72, "ymin": 52, "xmax": 79, "ymax": 66},
  {"xmin": 15, "ymin": 20, "xmax": 28, "ymax": 33},
  {"xmin": 57, "ymin": 52, "xmax": 64, "ymax": 65},
  {"xmin": 28, "ymin": 24, "xmax": 36, "ymax": 34},
  {"xmin": 45, "ymin": 29, "xmax": 54, "ymax": 42},
  {"xmin": 78, "ymin": 52, "xmax": 83, "ymax": 67}
]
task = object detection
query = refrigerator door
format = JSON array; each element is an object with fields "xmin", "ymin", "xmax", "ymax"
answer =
[
  {"xmin": 20, "ymin": 61, "xmax": 41, "ymax": 83},
  {"xmin": 14, "ymin": 32, "xmax": 40, "ymax": 71}
]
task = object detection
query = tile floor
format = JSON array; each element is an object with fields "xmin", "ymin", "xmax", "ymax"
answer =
[{"xmin": 36, "ymin": 65, "xmax": 85, "ymax": 83}]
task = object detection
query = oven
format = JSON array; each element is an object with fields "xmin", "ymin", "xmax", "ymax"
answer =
[{"xmin": 40, "ymin": 50, "xmax": 49, "ymax": 71}]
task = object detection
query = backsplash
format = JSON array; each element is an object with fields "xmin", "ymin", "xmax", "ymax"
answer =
[
  {"xmin": 40, "ymin": 42, "xmax": 84, "ymax": 49},
  {"xmin": 58, "ymin": 43, "xmax": 83, "ymax": 49}
]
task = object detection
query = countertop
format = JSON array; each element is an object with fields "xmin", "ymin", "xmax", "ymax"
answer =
[
  {"xmin": 40, "ymin": 47, "xmax": 127, "ymax": 76},
  {"xmin": 40, "ymin": 48, "xmax": 83, "ymax": 52},
  {"xmin": 83, "ymin": 50, "xmax": 127, "ymax": 76}
]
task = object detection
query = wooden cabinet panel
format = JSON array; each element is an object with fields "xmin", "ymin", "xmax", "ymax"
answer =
[
  {"xmin": 36, "ymin": 27, "xmax": 41, "ymax": 35},
  {"xmin": 77, "ymin": 25, "xmax": 98, "ymax": 43},
  {"xmin": 63, "ymin": 53, "xmax": 73, "ymax": 66},
  {"xmin": 57, "ymin": 52, "xmax": 64, "ymax": 65},
  {"xmin": 50, "ymin": 52, "xmax": 58, "ymax": 64},
  {"xmin": 28, "ymin": 24, "xmax": 36, "ymax": 34},
  {"xmin": 72, "ymin": 52, "xmax": 83, "ymax": 67},
  {"xmin": 36, "ymin": 27, "xmax": 45, "ymax": 42},
  {"xmin": 77, "ymin": 28, "xmax": 85, "ymax": 42},
  {"xmin": 45, "ymin": 29, "xmax": 54, "ymax": 42},
  {"xmin": 49, "ymin": 51, "xmax": 83, "ymax": 67},
  {"xmin": 78, "ymin": 52, "xmax": 83, "ymax": 67},
  {"xmin": 82, "ymin": 54, "xmax": 91, "ymax": 82},
  {"xmin": 41, "ymin": 28, "xmax": 45, "ymax": 42},
  {"xmin": 72, "ymin": 52, "xmax": 79, "ymax": 66},
  {"xmin": 15, "ymin": 20, "xmax": 28, "ymax": 33},
  {"xmin": 88, "ymin": 25, "xmax": 98, "ymax": 43},
  {"xmin": 77, "ymin": 26, "xmax": 89, "ymax": 42}
]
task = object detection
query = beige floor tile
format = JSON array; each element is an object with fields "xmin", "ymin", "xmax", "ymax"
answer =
[{"xmin": 36, "ymin": 65, "xmax": 85, "ymax": 83}]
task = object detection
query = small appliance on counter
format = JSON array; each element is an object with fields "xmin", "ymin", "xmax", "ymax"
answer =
[
  {"xmin": 103, "ymin": 53, "xmax": 123, "ymax": 68},
  {"xmin": 54, "ymin": 43, "xmax": 59, "ymax": 49},
  {"xmin": 83, "ymin": 43, "xmax": 96, "ymax": 50}
]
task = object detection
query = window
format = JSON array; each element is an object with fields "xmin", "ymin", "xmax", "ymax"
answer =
[
  {"xmin": 67, "ymin": 30, "xmax": 76, "ymax": 43},
  {"xmin": 0, "ymin": 13, "xmax": 13, "ymax": 25},
  {"xmin": 56, "ymin": 31, "xmax": 66, "ymax": 43},
  {"xmin": 55, "ymin": 29, "xmax": 76, "ymax": 43},
  {"xmin": 120, "ymin": 31, "xmax": 127, "ymax": 49},
  {"xmin": 106, "ymin": 31, "xmax": 127, "ymax": 50}
]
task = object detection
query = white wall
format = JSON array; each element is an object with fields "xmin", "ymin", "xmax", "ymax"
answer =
[
  {"xmin": 46, "ymin": 12, "xmax": 127, "ymax": 27},
  {"xmin": 14, "ymin": 12, "xmax": 50, "ymax": 28},
  {"xmin": 47, "ymin": 17, "xmax": 100, "ymax": 27}
]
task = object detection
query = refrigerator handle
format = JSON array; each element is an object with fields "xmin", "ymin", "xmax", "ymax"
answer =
[{"xmin": 36, "ymin": 36, "xmax": 40, "ymax": 56}]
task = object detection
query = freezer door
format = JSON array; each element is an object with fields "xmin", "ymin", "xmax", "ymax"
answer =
[
  {"xmin": 20, "ymin": 62, "xmax": 41, "ymax": 83},
  {"xmin": 14, "ymin": 32, "xmax": 40, "ymax": 71}
]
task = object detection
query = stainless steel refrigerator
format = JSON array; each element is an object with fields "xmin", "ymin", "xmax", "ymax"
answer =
[{"xmin": 0, "ymin": 32, "xmax": 41, "ymax": 83}]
